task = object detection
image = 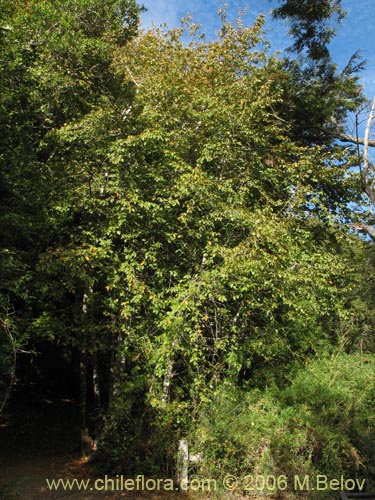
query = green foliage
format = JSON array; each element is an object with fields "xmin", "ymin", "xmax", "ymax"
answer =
[
  {"xmin": 338, "ymin": 242, "xmax": 375, "ymax": 354},
  {"xmin": 193, "ymin": 354, "xmax": 375, "ymax": 498},
  {"xmin": 273, "ymin": 56, "xmax": 365, "ymax": 146},
  {"xmin": 0, "ymin": 298, "xmax": 29, "ymax": 413},
  {"xmin": 97, "ymin": 373, "xmax": 149, "ymax": 474},
  {"xmin": 0, "ymin": 0, "xmax": 141, "ymax": 412},
  {"xmin": 87, "ymin": 15, "xmax": 372, "ymax": 477},
  {"xmin": 1, "ymin": 0, "xmax": 374, "ymax": 487},
  {"xmin": 272, "ymin": 0, "xmax": 345, "ymax": 61},
  {"xmin": 271, "ymin": 0, "xmax": 365, "ymax": 146}
]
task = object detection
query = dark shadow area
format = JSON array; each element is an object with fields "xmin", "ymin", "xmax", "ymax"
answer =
[
  {"xmin": 0, "ymin": 341, "xmax": 82, "ymax": 497},
  {"xmin": 0, "ymin": 342, "xmax": 193, "ymax": 499},
  {"xmin": 17, "ymin": 341, "xmax": 81, "ymax": 400},
  {"xmin": 0, "ymin": 339, "xmax": 82, "ymax": 458}
]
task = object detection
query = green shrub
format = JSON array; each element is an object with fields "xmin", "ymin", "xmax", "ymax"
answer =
[
  {"xmin": 95, "ymin": 374, "xmax": 149, "ymax": 475},
  {"xmin": 191, "ymin": 354, "xmax": 375, "ymax": 498},
  {"xmin": 282, "ymin": 353, "xmax": 375, "ymax": 482},
  {"xmin": 96, "ymin": 375, "xmax": 181, "ymax": 477}
]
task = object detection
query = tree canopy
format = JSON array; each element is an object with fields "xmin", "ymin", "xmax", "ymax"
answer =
[{"xmin": 1, "ymin": 1, "xmax": 375, "ymax": 495}]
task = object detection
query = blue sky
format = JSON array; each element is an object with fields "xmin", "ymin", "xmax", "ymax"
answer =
[{"xmin": 140, "ymin": 0, "xmax": 375, "ymax": 99}]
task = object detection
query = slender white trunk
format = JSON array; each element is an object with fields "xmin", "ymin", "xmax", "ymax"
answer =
[{"xmin": 161, "ymin": 358, "xmax": 174, "ymax": 403}]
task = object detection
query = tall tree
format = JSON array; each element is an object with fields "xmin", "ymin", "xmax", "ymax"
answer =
[
  {"xmin": 0, "ymin": 0, "xmax": 141, "ymax": 422},
  {"xmin": 94, "ymin": 14, "xmax": 368, "ymax": 471},
  {"xmin": 2, "ymin": 1, "xmax": 372, "ymax": 480},
  {"xmin": 272, "ymin": 0, "xmax": 344, "ymax": 61},
  {"xmin": 270, "ymin": 0, "xmax": 364, "ymax": 146}
]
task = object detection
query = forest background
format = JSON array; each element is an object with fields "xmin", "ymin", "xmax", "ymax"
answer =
[{"xmin": 1, "ymin": 1, "xmax": 375, "ymax": 498}]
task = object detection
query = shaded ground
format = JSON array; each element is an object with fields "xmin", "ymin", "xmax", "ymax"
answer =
[{"xmin": 0, "ymin": 391, "xmax": 188, "ymax": 500}]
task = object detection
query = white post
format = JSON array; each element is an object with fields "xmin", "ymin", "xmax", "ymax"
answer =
[
  {"xmin": 177, "ymin": 439, "xmax": 189, "ymax": 493},
  {"xmin": 177, "ymin": 439, "xmax": 203, "ymax": 492}
]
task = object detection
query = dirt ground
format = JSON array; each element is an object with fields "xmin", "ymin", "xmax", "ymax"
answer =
[
  {"xmin": 0, "ymin": 392, "xmax": 293, "ymax": 500},
  {"xmin": 0, "ymin": 395, "xmax": 189, "ymax": 500}
]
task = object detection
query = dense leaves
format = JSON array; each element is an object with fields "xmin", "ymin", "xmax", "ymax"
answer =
[
  {"xmin": 1, "ymin": 0, "xmax": 374, "ymax": 493},
  {"xmin": 194, "ymin": 354, "xmax": 375, "ymax": 497},
  {"xmin": 0, "ymin": 0, "xmax": 141, "ymax": 410},
  {"xmin": 272, "ymin": 0, "xmax": 344, "ymax": 61}
]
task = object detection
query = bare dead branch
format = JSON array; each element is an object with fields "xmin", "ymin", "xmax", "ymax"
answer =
[
  {"xmin": 351, "ymin": 222, "xmax": 375, "ymax": 241},
  {"xmin": 364, "ymin": 98, "xmax": 375, "ymax": 190},
  {"xmin": 125, "ymin": 65, "xmax": 140, "ymax": 89},
  {"xmin": 337, "ymin": 133, "xmax": 375, "ymax": 148}
]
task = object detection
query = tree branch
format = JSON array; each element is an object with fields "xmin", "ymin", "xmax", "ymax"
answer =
[
  {"xmin": 0, "ymin": 318, "xmax": 17, "ymax": 415},
  {"xmin": 336, "ymin": 132, "xmax": 375, "ymax": 148},
  {"xmin": 125, "ymin": 65, "xmax": 140, "ymax": 89},
  {"xmin": 352, "ymin": 222, "xmax": 375, "ymax": 241}
]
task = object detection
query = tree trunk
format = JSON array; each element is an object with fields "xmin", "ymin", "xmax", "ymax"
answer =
[
  {"xmin": 80, "ymin": 285, "xmax": 94, "ymax": 449},
  {"xmin": 110, "ymin": 334, "xmax": 126, "ymax": 403},
  {"xmin": 161, "ymin": 358, "xmax": 174, "ymax": 403},
  {"xmin": 80, "ymin": 289, "xmax": 91, "ymax": 428}
]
